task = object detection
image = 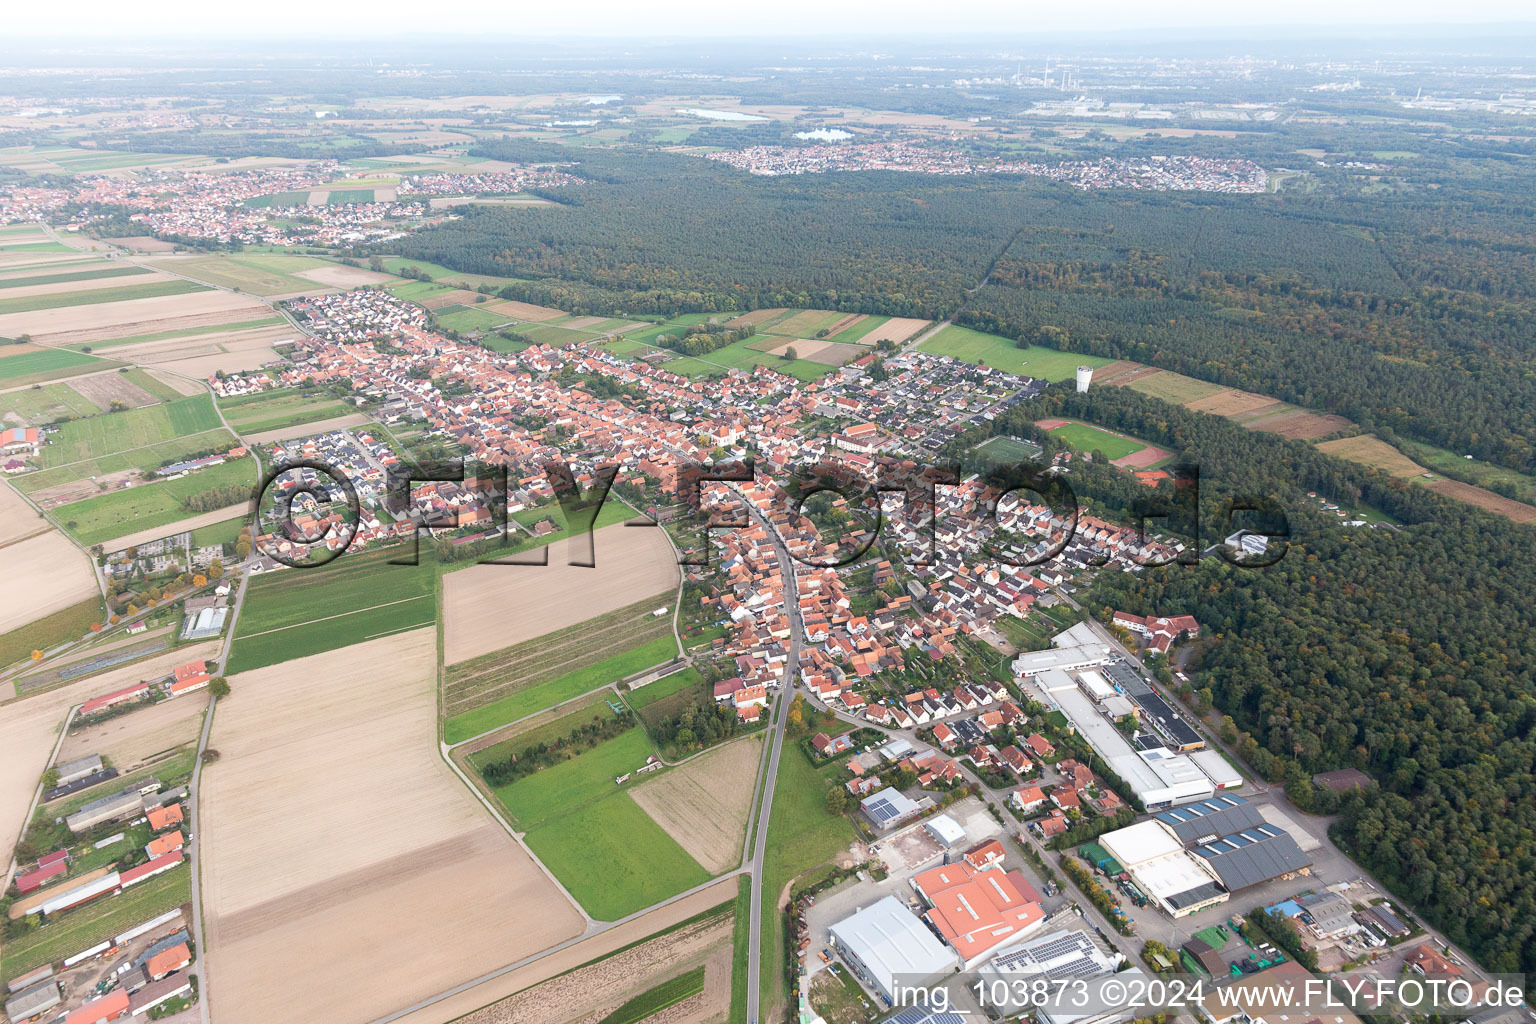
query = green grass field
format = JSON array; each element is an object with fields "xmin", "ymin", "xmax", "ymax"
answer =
[
  {"xmin": 325, "ymin": 188, "xmax": 375, "ymax": 204},
  {"xmin": 643, "ymin": 336, "xmax": 837, "ymax": 383},
  {"xmin": 513, "ymin": 322, "xmax": 600, "ymax": 346},
  {"xmin": 0, "ymin": 867, "xmax": 190, "ymax": 978},
  {"xmin": 189, "ymin": 512, "xmax": 248, "ymax": 551},
  {"xmin": 0, "ymin": 348, "xmax": 105, "ymax": 384},
  {"xmin": 1044, "ymin": 419, "xmax": 1147, "ymax": 461},
  {"xmin": 625, "ymin": 667, "xmax": 702, "ymax": 710},
  {"xmin": 56, "ymin": 455, "xmax": 255, "ymax": 547},
  {"xmin": 243, "ymin": 190, "xmax": 312, "ymax": 208},
  {"xmin": 0, "ymin": 596, "xmax": 102, "ymax": 673},
  {"xmin": 218, "ymin": 388, "xmax": 354, "ymax": 434},
  {"xmin": 435, "ymin": 305, "xmax": 512, "ymax": 334},
  {"xmin": 444, "ymin": 633, "xmax": 677, "ymax": 744},
  {"xmin": 974, "ymin": 434, "xmax": 1044, "ymax": 469},
  {"xmin": 0, "ymin": 380, "xmax": 101, "ymax": 424},
  {"xmin": 155, "ymin": 254, "xmax": 334, "ymax": 296},
  {"xmin": 42, "ymin": 395, "xmax": 219, "ymax": 467},
  {"xmin": 226, "ymin": 546, "xmax": 437, "ymax": 675},
  {"xmin": 466, "ymin": 693, "xmax": 622, "ymax": 766},
  {"xmin": 918, "ymin": 324, "xmax": 1112, "ymax": 381},
  {"xmin": 489, "ymin": 725, "xmax": 711, "ymax": 919},
  {"xmin": 759, "ymin": 747, "xmax": 856, "ymax": 1016},
  {"xmin": 15, "ymin": 428, "xmax": 237, "ymax": 494},
  {"xmin": 0, "ymin": 279, "xmax": 205, "ymax": 316},
  {"xmin": 0, "ymin": 265, "xmax": 150, "ymax": 291},
  {"xmin": 730, "ymin": 874, "xmax": 751, "ymax": 1024},
  {"xmin": 824, "ymin": 314, "xmax": 890, "ymax": 344},
  {"xmin": 118, "ymin": 368, "xmax": 187, "ymax": 403}
]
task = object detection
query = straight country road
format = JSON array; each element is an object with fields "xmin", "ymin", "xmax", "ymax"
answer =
[{"xmin": 740, "ymin": 489, "xmax": 804, "ymax": 1024}]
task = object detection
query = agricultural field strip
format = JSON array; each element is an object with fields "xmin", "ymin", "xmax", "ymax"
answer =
[
  {"xmin": 444, "ymin": 595, "xmax": 672, "ymax": 710},
  {"xmin": 233, "ymin": 594, "xmax": 435, "ymax": 639}
]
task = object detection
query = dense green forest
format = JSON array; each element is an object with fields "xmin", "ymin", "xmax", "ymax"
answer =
[
  {"xmin": 389, "ymin": 142, "xmax": 1057, "ymax": 318},
  {"xmin": 960, "ymin": 187, "xmax": 1536, "ymax": 472},
  {"xmin": 966, "ymin": 384, "xmax": 1536, "ymax": 989}
]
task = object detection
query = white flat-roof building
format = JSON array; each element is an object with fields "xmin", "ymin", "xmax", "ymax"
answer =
[
  {"xmin": 925, "ymin": 814, "xmax": 966, "ymax": 848},
  {"xmin": 1052, "ymin": 687, "xmax": 1214, "ymax": 809},
  {"xmin": 1100, "ymin": 820, "xmax": 1228, "ymax": 918},
  {"xmin": 1013, "ymin": 644, "xmax": 1111, "ymax": 677},
  {"xmin": 1191, "ymin": 749, "xmax": 1244, "ymax": 790},
  {"xmin": 828, "ymin": 895, "xmax": 961, "ymax": 1004}
]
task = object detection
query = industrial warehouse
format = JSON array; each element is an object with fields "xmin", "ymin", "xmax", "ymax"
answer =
[
  {"xmin": 1093, "ymin": 796, "xmax": 1312, "ymax": 917},
  {"xmin": 1013, "ymin": 624, "xmax": 1240, "ymax": 809}
]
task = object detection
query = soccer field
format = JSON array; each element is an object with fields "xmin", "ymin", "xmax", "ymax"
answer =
[{"xmin": 1044, "ymin": 420, "xmax": 1147, "ymax": 461}]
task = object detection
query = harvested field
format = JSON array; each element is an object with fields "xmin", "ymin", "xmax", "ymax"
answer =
[
  {"xmin": 242, "ymin": 412, "xmax": 371, "ymax": 445},
  {"xmin": 295, "ymin": 265, "xmax": 396, "ymax": 289},
  {"xmin": 0, "ymin": 642, "xmax": 219, "ymax": 859},
  {"xmin": 422, "ymin": 288, "xmax": 485, "ymax": 310},
  {"xmin": 0, "ymin": 290, "xmax": 272, "ymax": 344},
  {"xmin": 384, "ymin": 879, "xmax": 736, "ymax": 1024},
  {"xmin": 0, "ymin": 481, "xmax": 49, "ymax": 545},
  {"xmin": 1102, "ymin": 365, "xmax": 1164, "ymax": 387},
  {"xmin": 722, "ymin": 308, "xmax": 786, "ymax": 328},
  {"xmin": 102, "ymin": 236, "xmax": 178, "ymax": 252},
  {"xmin": 561, "ymin": 315, "xmax": 609, "ymax": 330},
  {"xmin": 442, "ymin": 522, "xmax": 677, "ymax": 666},
  {"xmin": 757, "ymin": 338, "xmax": 863, "ymax": 366},
  {"xmin": 202, "ymin": 630, "xmax": 584, "ymax": 1024},
  {"xmin": 67, "ymin": 370, "xmax": 157, "ymax": 410},
  {"xmin": 1244, "ymin": 409, "xmax": 1354, "ymax": 440},
  {"xmin": 424, "ymin": 909, "xmax": 733, "ymax": 1024},
  {"xmin": 484, "ymin": 299, "xmax": 567, "ymax": 321},
  {"xmin": 858, "ymin": 316, "xmax": 931, "ymax": 346},
  {"xmin": 1423, "ymin": 478, "xmax": 1536, "ymax": 524},
  {"xmin": 766, "ymin": 309, "xmax": 841, "ymax": 336},
  {"xmin": 1317, "ymin": 435, "xmax": 1425, "ymax": 478},
  {"xmin": 1093, "ymin": 359, "xmax": 1147, "ymax": 382},
  {"xmin": 631, "ymin": 736, "xmax": 761, "ymax": 873},
  {"xmin": 56, "ymin": 690, "xmax": 205, "ymax": 774},
  {"xmin": 1184, "ymin": 388, "xmax": 1279, "ymax": 418},
  {"xmin": 1127, "ymin": 370, "xmax": 1226, "ymax": 405},
  {"xmin": 0, "ymin": 531, "xmax": 99, "ymax": 634},
  {"xmin": 0, "ymin": 270, "xmax": 177, "ymax": 302},
  {"xmin": 0, "ymin": 288, "xmax": 267, "ymax": 340},
  {"xmin": 143, "ymin": 368, "xmax": 204, "ymax": 396},
  {"xmin": 113, "ymin": 324, "xmax": 292, "ymax": 377}
]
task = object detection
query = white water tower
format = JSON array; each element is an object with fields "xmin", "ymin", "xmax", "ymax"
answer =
[{"xmin": 1076, "ymin": 365, "xmax": 1094, "ymax": 393}]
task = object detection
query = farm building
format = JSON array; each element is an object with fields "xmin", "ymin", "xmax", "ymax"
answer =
[
  {"xmin": 55, "ymin": 754, "xmax": 105, "ymax": 786},
  {"xmin": 35, "ymin": 873, "xmax": 123, "ymax": 918},
  {"xmin": 0, "ymin": 426, "xmax": 40, "ymax": 456},
  {"xmin": 145, "ymin": 942, "xmax": 192, "ymax": 981},
  {"xmin": 14, "ymin": 859, "xmax": 68, "ymax": 895},
  {"xmin": 120, "ymin": 850, "xmax": 184, "ymax": 888},
  {"xmin": 128, "ymin": 976, "xmax": 193, "ymax": 1018},
  {"xmin": 147, "ymin": 831, "xmax": 185, "ymax": 858},
  {"xmin": 80, "ymin": 682, "xmax": 150, "ymax": 716},
  {"xmin": 63, "ymin": 990, "xmax": 130, "ymax": 1024},
  {"xmin": 65, "ymin": 780, "xmax": 160, "ymax": 833},
  {"xmin": 4, "ymin": 979, "xmax": 61, "ymax": 1022},
  {"xmin": 169, "ymin": 660, "xmax": 211, "ymax": 696},
  {"xmin": 828, "ymin": 895, "xmax": 960, "ymax": 1004},
  {"xmin": 147, "ymin": 802, "xmax": 184, "ymax": 831}
]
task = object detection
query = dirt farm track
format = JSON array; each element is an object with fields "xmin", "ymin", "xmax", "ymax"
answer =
[{"xmin": 201, "ymin": 630, "xmax": 584, "ymax": 1024}]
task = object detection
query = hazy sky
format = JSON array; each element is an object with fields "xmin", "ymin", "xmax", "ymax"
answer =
[{"xmin": 7, "ymin": 0, "xmax": 1535, "ymax": 39}]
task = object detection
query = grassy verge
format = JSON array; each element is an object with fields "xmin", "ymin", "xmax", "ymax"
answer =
[
  {"xmin": 730, "ymin": 874, "xmax": 751, "ymax": 1024},
  {"xmin": 0, "ymin": 596, "xmax": 104, "ymax": 674}
]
